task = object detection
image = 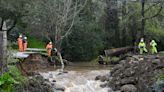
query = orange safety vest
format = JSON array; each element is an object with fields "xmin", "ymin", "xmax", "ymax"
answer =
[
  {"xmin": 46, "ymin": 44, "xmax": 53, "ymax": 56},
  {"xmin": 18, "ymin": 38, "xmax": 23, "ymax": 52},
  {"xmin": 23, "ymin": 41, "xmax": 28, "ymax": 52}
]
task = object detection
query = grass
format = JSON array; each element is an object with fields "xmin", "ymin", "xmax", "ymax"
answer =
[{"xmin": 27, "ymin": 36, "xmax": 46, "ymax": 49}]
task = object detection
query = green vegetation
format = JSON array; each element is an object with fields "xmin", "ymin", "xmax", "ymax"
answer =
[
  {"xmin": 156, "ymin": 74, "xmax": 164, "ymax": 81},
  {"xmin": 0, "ymin": 72, "xmax": 16, "ymax": 92},
  {"xmin": 27, "ymin": 36, "xmax": 46, "ymax": 49},
  {"xmin": 8, "ymin": 66, "xmax": 27, "ymax": 84},
  {"xmin": 0, "ymin": 66, "xmax": 26, "ymax": 92}
]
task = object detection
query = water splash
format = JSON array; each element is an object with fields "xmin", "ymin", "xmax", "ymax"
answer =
[{"xmin": 40, "ymin": 70, "xmax": 111, "ymax": 92}]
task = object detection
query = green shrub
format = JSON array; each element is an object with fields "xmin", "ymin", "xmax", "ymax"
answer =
[
  {"xmin": 0, "ymin": 72, "xmax": 18, "ymax": 92},
  {"xmin": 0, "ymin": 66, "xmax": 27, "ymax": 92},
  {"xmin": 62, "ymin": 23, "xmax": 105, "ymax": 61},
  {"xmin": 27, "ymin": 36, "xmax": 46, "ymax": 48},
  {"xmin": 157, "ymin": 74, "xmax": 164, "ymax": 81}
]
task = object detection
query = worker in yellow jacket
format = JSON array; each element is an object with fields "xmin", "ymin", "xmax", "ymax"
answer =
[
  {"xmin": 138, "ymin": 38, "xmax": 148, "ymax": 54},
  {"xmin": 150, "ymin": 40, "xmax": 158, "ymax": 54}
]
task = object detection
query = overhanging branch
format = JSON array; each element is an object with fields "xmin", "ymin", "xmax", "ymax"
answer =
[
  {"xmin": 144, "ymin": 3, "xmax": 160, "ymax": 13},
  {"xmin": 6, "ymin": 19, "xmax": 17, "ymax": 32},
  {"xmin": 144, "ymin": 6, "xmax": 162, "ymax": 20},
  {"xmin": 138, "ymin": 6, "xmax": 163, "ymax": 22}
]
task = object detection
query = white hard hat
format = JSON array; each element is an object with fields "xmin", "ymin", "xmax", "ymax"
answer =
[
  {"xmin": 24, "ymin": 37, "xmax": 27, "ymax": 39},
  {"xmin": 49, "ymin": 42, "xmax": 52, "ymax": 44},
  {"xmin": 140, "ymin": 39, "xmax": 144, "ymax": 42},
  {"xmin": 19, "ymin": 35, "xmax": 22, "ymax": 38},
  {"xmin": 151, "ymin": 40, "xmax": 155, "ymax": 43}
]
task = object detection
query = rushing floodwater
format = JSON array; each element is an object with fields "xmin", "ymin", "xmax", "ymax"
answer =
[{"xmin": 40, "ymin": 64, "xmax": 111, "ymax": 92}]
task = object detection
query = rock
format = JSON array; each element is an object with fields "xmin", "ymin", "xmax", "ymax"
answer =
[
  {"xmin": 152, "ymin": 80, "xmax": 164, "ymax": 92},
  {"xmin": 100, "ymin": 75, "xmax": 108, "ymax": 82},
  {"xmin": 95, "ymin": 75, "xmax": 101, "ymax": 80},
  {"xmin": 106, "ymin": 54, "xmax": 164, "ymax": 91},
  {"xmin": 95, "ymin": 75, "xmax": 108, "ymax": 82},
  {"xmin": 152, "ymin": 59, "xmax": 161, "ymax": 64},
  {"xmin": 120, "ymin": 84, "xmax": 137, "ymax": 92},
  {"xmin": 100, "ymin": 83, "xmax": 108, "ymax": 88},
  {"xmin": 52, "ymin": 80, "xmax": 56, "ymax": 82},
  {"xmin": 108, "ymin": 88, "xmax": 114, "ymax": 92},
  {"xmin": 14, "ymin": 74, "xmax": 54, "ymax": 92},
  {"xmin": 54, "ymin": 84, "xmax": 65, "ymax": 91},
  {"xmin": 63, "ymin": 70, "xmax": 68, "ymax": 73},
  {"xmin": 49, "ymin": 73, "xmax": 53, "ymax": 78},
  {"xmin": 119, "ymin": 60, "xmax": 126, "ymax": 64},
  {"xmin": 123, "ymin": 68, "xmax": 135, "ymax": 77},
  {"xmin": 44, "ymin": 79, "xmax": 49, "ymax": 81},
  {"xmin": 120, "ymin": 77, "xmax": 137, "ymax": 85}
]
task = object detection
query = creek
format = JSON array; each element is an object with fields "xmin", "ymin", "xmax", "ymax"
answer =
[{"xmin": 40, "ymin": 63, "xmax": 111, "ymax": 92}]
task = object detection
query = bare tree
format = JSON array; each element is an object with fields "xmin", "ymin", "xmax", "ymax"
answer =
[
  {"xmin": 27, "ymin": 0, "xmax": 88, "ymax": 71},
  {"xmin": 52, "ymin": 0, "xmax": 88, "ymax": 70}
]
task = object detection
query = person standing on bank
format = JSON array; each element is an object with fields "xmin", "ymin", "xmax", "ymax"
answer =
[
  {"xmin": 150, "ymin": 40, "xmax": 158, "ymax": 54},
  {"xmin": 46, "ymin": 42, "xmax": 53, "ymax": 57},
  {"xmin": 138, "ymin": 38, "xmax": 148, "ymax": 54},
  {"xmin": 23, "ymin": 36, "xmax": 28, "ymax": 52},
  {"xmin": 17, "ymin": 34, "xmax": 23, "ymax": 52}
]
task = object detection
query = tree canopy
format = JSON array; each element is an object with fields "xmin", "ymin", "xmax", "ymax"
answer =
[{"xmin": 0, "ymin": 0, "xmax": 164, "ymax": 61}]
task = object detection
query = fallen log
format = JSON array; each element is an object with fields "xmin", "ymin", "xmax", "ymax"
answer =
[{"xmin": 104, "ymin": 47, "xmax": 135, "ymax": 57}]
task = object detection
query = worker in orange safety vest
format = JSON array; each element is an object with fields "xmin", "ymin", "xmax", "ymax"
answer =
[
  {"xmin": 23, "ymin": 36, "xmax": 28, "ymax": 52},
  {"xmin": 17, "ymin": 35, "xmax": 23, "ymax": 52},
  {"xmin": 46, "ymin": 42, "xmax": 53, "ymax": 57}
]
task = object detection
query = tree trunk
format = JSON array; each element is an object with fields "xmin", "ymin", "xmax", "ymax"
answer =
[
  {"xmin": 57, "ymin": 51, "xmax": 64, "ymax": 72},
  {"xmin": 55, "ymin": 31, "xmax": 65, "ymax": 71},
  {"xmin": 0, "ymin": 31, "xmax": 7, "ymax": 74},
  {"xmin": 141, "ymin": 0, "xmax": 145, "ymax": 38},
  {"xmin": 121, "ymin": 0, "xmax": 127, "ymax": 46},
  {"xmin": 106, "ymin": 0, "xmax": 120, "ymax": 47}
]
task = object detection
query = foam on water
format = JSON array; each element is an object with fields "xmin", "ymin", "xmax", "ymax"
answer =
[{"xmin": 40, "ymin": 70, "xmax": 111, "ymax": 92}]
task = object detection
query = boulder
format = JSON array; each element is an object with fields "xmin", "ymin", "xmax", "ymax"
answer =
[
  {"xmin": 152, "ymin": 80, "xmax": 164, "ymax": 92},
  {"xmin": 95, "ymin": 75, "xmax": 101, "ymax": 80},
  {"xmin": 14, "ymin": 74, "xmax": 54, "ymax": 92},
  {"xmin": 95, "ymin": 75, "xmax": 108, "ymax": 82},
  {"xmin": 120, "ymin": 84, "xmax": 137, "ymax": 92},
  {"xmin": 100, "ymin": 83, "xmax": 108, "ymax": 88},
  {"xmin": 100, "ymin": 75, "xmax": 108, "ymax": 82},
  {"xmin": 53, "ymin": 84, "xmax": 65, "ymax": 91},
  {"xmin": 105, "ymin": 55, "xmax": 164, "ymax": 91}
]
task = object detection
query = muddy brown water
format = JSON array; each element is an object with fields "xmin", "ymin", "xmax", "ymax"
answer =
[{"xmin": 40, "ymin": 62, "xmax": 112, "ymax": 92}]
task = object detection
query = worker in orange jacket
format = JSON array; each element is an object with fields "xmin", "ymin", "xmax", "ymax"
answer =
[
  {"xmin": 23, "ymin": 36, "xmax": 28, "ymax": 52},
  {"xmin": 17, "ymin": 35, "xmax": 23, "ymax": 52},
  {"xmin": 46, "ymin": 42, "xmax": 53, "ymax": 57}
]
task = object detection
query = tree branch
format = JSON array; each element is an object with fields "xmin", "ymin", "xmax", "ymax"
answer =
[
  {"xmin": 137, "ymin": 6, "xmax": 163, "ymax": 22},
  {"xmin": 144, "ymin": 2, "xmax": 160, "ymax": 13},
  {"xmin": 61, "ymin": 0, "xmax": 77, "ymax": 39},
  {"xmin": 7, "ymin": 18, "xmax": 17, "ymax": 33},
  {"xmin": 144, "ymin": 6, "xmax": 162, "ymax": 20}
]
